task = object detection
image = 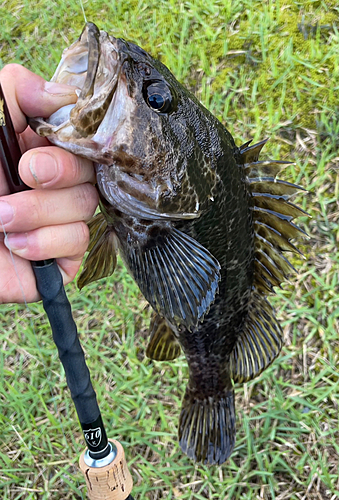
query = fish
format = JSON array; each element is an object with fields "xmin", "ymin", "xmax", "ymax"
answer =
[{"xmin": 30, "ymin": 22, "xmax": 307, "ymax": 465}]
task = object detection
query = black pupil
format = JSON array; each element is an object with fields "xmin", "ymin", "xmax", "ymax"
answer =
[
  {"xmin": 148, "ymin": 93, "xmax": 165, "ymax": 110},
  {"xmin": 144, "ymin": 82, "xmax": 173, "ymax": 113}
]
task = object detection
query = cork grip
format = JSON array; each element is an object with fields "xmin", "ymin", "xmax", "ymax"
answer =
[{"xmin": 79, "ymin": 440, "xmax": 133, "ymax": 500}]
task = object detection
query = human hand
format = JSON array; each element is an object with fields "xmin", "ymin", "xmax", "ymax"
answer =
[{"xmin": 0, "ymin": 64, "xmax": 99, "ymax": 304}]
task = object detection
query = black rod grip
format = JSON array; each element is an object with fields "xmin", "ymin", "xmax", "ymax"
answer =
[{"xmin": 32, "ymin": 260, "xmax": 109, "ymax": 456}]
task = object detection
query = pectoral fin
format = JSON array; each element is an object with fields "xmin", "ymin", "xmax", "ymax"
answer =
[
  {"xmin": 120, "ymin": 226, "xmax": 220, "ymax": 329},
  {"xmin": 77, "ymin": 213, "xmax": 118, "ymax": 289},
  {"xmin": 146, "ymin": 313, "xmax": 181, "ymax": 361}
]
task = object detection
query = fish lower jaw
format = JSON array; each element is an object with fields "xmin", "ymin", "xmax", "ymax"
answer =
[{"xmin": 29, "ymin": 117, "xmax": 116, "ymax": 165}]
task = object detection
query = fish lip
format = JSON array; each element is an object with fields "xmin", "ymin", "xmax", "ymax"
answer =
[
  {"xmin": 44, "ymin": 23, "xmax": 122, "ymax": 134},
  {"xmin": 52, "ymin": 22, "xmax": 120, "ymax": 86},
  {"xmin": 75, "ymin": 22, "xmax": 101, "ymax": 102}
]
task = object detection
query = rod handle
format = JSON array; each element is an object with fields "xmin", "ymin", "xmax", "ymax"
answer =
[{"xmin": 79, "ymin": 440, "xmax": 133, "ymax": 500}]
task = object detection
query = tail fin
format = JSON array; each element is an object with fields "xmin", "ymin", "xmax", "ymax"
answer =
[{"xmin": 178, "ymin": 386, "xmax": 235, "ymax": 465}]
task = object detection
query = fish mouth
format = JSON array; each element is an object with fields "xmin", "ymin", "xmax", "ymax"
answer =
[
  {"xmin": 64, "ymin": 22, "xmax": 120, "ymax": 138},
  {"xmin": 51, "ymin": 22, "xmax": 102, "ymax": 90},
  {"xmin": 29, "ymin": 22, "xmax": 124, "ymax": 161}
]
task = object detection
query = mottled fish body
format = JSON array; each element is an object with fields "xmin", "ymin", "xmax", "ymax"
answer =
[{"xmin": 30, "ymin": 23, "xmax": 307, "ymax": 464}]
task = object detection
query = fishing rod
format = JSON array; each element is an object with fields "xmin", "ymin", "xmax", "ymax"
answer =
[{"xmin": 0, "ymin": 83, "xmax": 134, "ymax": 500}]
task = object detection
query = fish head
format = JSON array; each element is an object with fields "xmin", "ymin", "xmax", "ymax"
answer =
[{"xmin": 31, "ymin": 22, "xmax": 225, "ymax": 218}]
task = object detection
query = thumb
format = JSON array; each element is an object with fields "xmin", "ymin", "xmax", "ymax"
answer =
[{"xmin": 0, "ymin": 64, "xmax": 79, "ymax": 135}]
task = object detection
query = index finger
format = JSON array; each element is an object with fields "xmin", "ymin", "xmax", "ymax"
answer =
[{"xmin": 0, "ymin": 64, "xmax": 79, "ymax": 135}]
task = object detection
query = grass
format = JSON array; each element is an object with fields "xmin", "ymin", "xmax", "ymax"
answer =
[{"xmin": 0, "ymin": 0, "xmax": 339, "ymax": 498}]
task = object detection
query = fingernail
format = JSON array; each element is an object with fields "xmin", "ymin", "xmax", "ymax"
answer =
[
  {"xmin": 29, "ymin": 152, "xmax": 58, "ymax": 185},
  {"xmin": 0, "ymin": 201, "xmax": 14, "ymax": 225},
  {"xmin": 5, "ymin": 233, "xmax": 28, "ymax": 251},
  {"xmin": 44, "ymin": 81, "xmax": 79, "ymax": 97}
]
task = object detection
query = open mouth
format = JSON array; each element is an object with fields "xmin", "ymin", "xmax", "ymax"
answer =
[
  {"xmin": 65, "ymin": 23, "xmax": 120, "ymax": 138},
  {"xmin": 49, "ymin": 23, "xmax": 120, "ymax": 136}
]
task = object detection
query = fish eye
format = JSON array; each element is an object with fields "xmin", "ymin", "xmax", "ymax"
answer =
[{"xmin": 144, "ymin": 82, "xmax": 173, "ymax": 113}]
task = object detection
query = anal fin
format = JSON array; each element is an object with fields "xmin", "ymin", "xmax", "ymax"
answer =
[
  {"xmin": 230, "ymin": 293, "xmax": 283, "ymax": 383},
  {"xmin": 146, "ymin": 313, "xmax": 181, "ymax": 361}
]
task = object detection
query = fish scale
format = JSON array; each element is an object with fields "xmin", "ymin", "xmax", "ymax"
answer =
[{"xmin": 30, "ymin": 22, "xmax": 307, "ymax": 465}]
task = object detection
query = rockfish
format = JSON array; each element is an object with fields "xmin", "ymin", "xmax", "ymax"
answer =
[{"xmin": 30, "ymin": 23, "xmax": 307, "ymax": 465}]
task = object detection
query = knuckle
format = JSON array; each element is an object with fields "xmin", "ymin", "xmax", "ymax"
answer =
[
  {"xmin": 30, "ymin": 193, "xmax": 54, "ymax": 225},
  {"xmin": 24, "ymin": 229, "xmax": 46, "ymax": 260},
  {"xmin": 73, "ymin": 222, "xmax": 90, "ymax": 253},
  {"xmin": 45, "ymin": 149, "xmax": 94, "ymax": 187},
  {"xmin": 0, "ymin": 63, "xmax": 22, "ymax": 80},
  {"xmin": 57, "ymin": 258, "xmax": 82, "ymax": 284},
  {"xmin": 58, "ymin": 151, "xmax": 81, "ymax": 184},
  {"xmin": 67, "ymin": 153, "xmax": 89, "ymax": 184},
  {"xmin": 17, "ymin": 192, "xmax": 43, "ymax": 227},
  {"xmin": 68, "ymin": 154, "xmax": 84, "ymax": 183},
  {"xmin": 74, "ymin": 184, "xmax": 99, "ymax": 220}
]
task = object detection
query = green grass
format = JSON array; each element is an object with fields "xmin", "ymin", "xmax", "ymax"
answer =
[{"xmin": 1, "ymin": 0, "xmax": 339, "ymax": 498}]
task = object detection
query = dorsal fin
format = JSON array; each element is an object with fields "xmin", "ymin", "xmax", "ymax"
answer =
[
  {"xmin": 238, "ymin": 138, "xmax": 268, "ymax": 163},
  {"xmin": 229, "ymin": 139, "xmax": 308, "ymax": 382},
  {"xmin": 237, "ymin": 139, "xmax": 309, "ymax": 295}
]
